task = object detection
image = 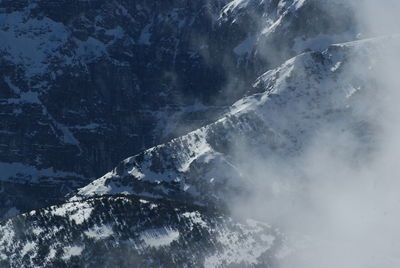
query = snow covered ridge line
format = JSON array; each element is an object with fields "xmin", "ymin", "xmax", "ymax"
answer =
[
  {"xmin": 71, "ymin": 110, "xmax": 277, "ymax": 206},
  {"xmin": 71, "ymin": 36, "xmax": 399, "ymax": 207},
  {"xmin": 0, "ymin": 194, "xmax": 282, "ymax": 268},
  {"xmin": 221, "ymin": 0, "xmax": 357, "ymax": 62},
  {"xmin": 221, "ymin": 0, "xmax": 307, "ymax": 17},
  {"xmin": 0, "ymin": 193, "xmax": 216, "ymax": 225}
]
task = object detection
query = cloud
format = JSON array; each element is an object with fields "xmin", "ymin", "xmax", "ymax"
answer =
[{"xmin": 225, "ymin": 1, "xmax": 400, "ymax": 267}]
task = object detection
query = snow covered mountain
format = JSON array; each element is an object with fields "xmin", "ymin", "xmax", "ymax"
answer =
[
  {"xmin": 2, "ymin": 32, "xmax": 398, "ymax": 267},
  {"xmin": 72, "ymin": 37, "xmax": 384, "ymax": 208},
  {"xmin": 0, "ymin": 0, "xmax": 357, "ymax": 219},
  {"xmin": 3, "ymin": 0, "xmax": 397, "ymax": 267}
]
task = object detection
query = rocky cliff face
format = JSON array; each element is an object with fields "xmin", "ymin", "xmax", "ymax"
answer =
[
  {"xmin": 0, "ymin": 0, "xmax": 228, "ymax": 218},
  {"xmin": 0, "ymin": 0, "xmax": 357, "ymax": 220},
  {"xmin": 2, "ymin": 0, "xmax": 388, "ymax": 267}
]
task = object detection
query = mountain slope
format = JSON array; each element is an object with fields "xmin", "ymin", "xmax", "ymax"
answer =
[
  {"xmin": 0, "ymin": 0, "xmax": 358, "ymax": 219},
  {"xmin": 72, "ymin": 36, "xmax": 387, "ymax": 208},
  {"xmin": 1, "ymin": 33, "xmax": 398, "ymax": 268},
  {"xmin": 0, "ymin": 195, "xmax": 281, "ymax": 268}
]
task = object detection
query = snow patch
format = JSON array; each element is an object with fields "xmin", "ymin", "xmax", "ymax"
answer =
[
  {"xmin": 204, "ymin": 223, "xmax": 275, "ymax": 268},
  {"xmin": 0, "ymin": 162, "xmax": 84, "ymax": 183},
  {"xmin": 62, "ymin": 246, "xmax": 84, "ymax": 261},
  {"xmin": 222, "ymin": 0, "xmax": 252, "ymax": 14},
  {"xmin": 74, "ymin": 37, "xmax": 107, "ymax": 61},
  {"xmin": 47, "ymin": 247, "xmax": 57, "ymax": 261},
  {"xmin": 52, "ymin": 202, "xmax": 93, "ymax": 225},
  {"xmin": 138, "ymin": 24, "xmax": 152, "ymax": 45},
  {"xmin": 21, "ymin": 241, "xmax": 36, "ymax": 256},
  {"xmin": 182, "ymin": 211, "xmax": 208, "ymax": 229},
  {"xmin": 84, "ymin": 225, "xmax": 113, "ymax": 240},
  {"xmin": 71, "ymin": 172, "xmax": 114, "ymax": 199},
  {"xmin": 140, "ymin": 228, "xmax": 179, "ymax": 249},
  {"xmin": 32, "ymin": 227, "xmax": 45, "ymax": 236},
  {"xmin": 0, "ymin": 11, "xmax": 69, "ymax": 78},
  {"xmin": 7, "ymin": 91, "xmax": 41, "ymax": 104}
]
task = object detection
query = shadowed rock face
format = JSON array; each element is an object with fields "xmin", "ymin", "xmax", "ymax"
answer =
[
  {"xmin": 0, "ymin": 0, "xmax": 230, "ymax": 180},
  {"xmin": 0, "ymin": 0, "xmax": 358, "ymax": 219},
  {"xmin": 0, "ymin": 0, "xmax": 233, "ymax": 218}
]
